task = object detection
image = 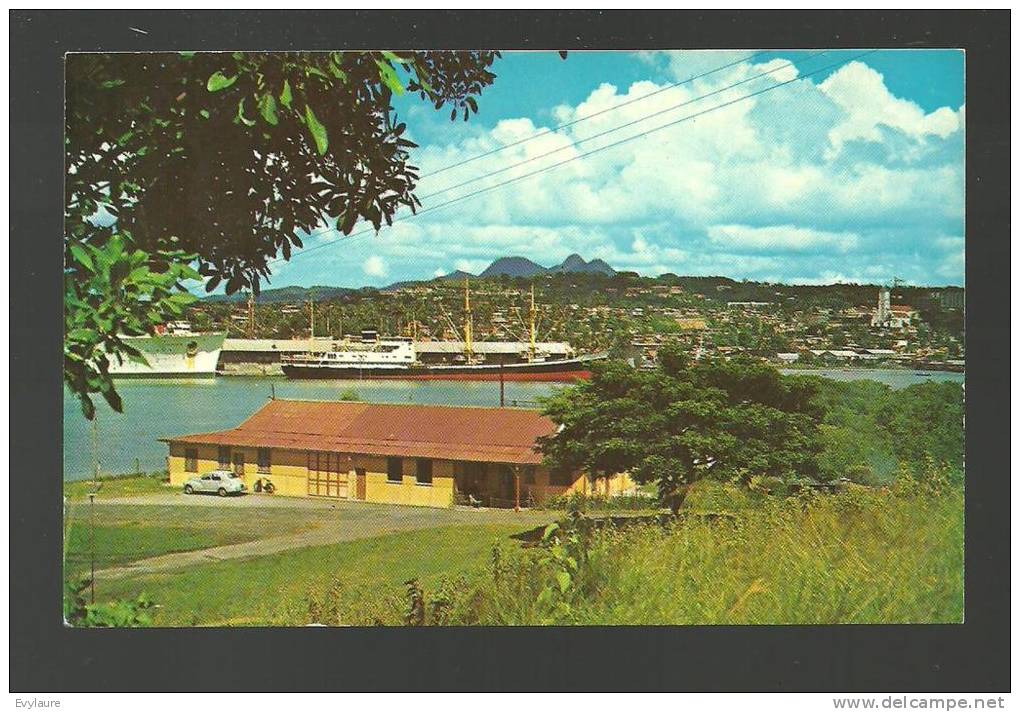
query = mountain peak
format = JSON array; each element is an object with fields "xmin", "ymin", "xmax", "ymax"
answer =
[
  {"xmin": 479, "ymin": 256, "xmax": 547, "ymax": 279},
  {"xmin": 551, "ymin": 253, "xmax": 616, "ymax": 276},
  {"xmin": 427, "ymin": 253, "xmax": 616, "ymax": 283}
]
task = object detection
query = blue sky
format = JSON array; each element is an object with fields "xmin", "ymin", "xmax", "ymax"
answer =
[{"xmin": 266, "ymin": 49, "xmax": 965, "ymax": 289}]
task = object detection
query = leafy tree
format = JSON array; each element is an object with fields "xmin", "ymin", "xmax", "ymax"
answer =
[
  {"xmin": 65, "ymin": 50, "xmax": 502, "ymax": 417},
  {"xmin": 877, "ymin": 381, "xmax": 964, "ymax": 472},
  {"xmin": 805, "ymin": 376, "xmax": 964, "ymax": 484},
  {"xmin": 538, "ymin": 346, "xmax": 824, "ymax": 513}
]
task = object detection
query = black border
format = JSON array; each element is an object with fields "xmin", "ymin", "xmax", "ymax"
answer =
[{"xmin": 11, "ymin": 10, "xmax": 1009, "ymax": 692}]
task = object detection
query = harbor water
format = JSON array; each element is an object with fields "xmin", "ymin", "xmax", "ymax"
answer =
[{"xmin": 63, "ymin": 369, "xmax": 964, "ymax": 481}]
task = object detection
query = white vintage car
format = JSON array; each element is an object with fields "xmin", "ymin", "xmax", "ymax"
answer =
[{"xmin": 182, "ymin": 470, "xmax": 246, "ymax": 497}]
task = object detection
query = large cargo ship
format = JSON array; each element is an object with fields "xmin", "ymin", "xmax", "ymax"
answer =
[
  {"xmin": 280, "ymin": 337, "xmax": 603, "ymax": 381},
  {"xmin": 107, "ymin": 322, "xmax": 226, "ymax": 378},
  {"xmin": 281, "ymin": 282, "xmax": 604, "ymax": 382}
]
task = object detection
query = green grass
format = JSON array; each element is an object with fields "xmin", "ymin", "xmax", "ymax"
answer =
[
  {"xmin": 64, "ymin": 474, "xmax": 169, "ymax": 500},
  {"xmin": 447, "ymin": 484, "xmax": 964, "ymax": 625},
  {"xmin": 63, "ymin": 502, "xmax": 326, "ymax": 582},
  {"xmin": 92, "ymin": 522, "xmax": 534, "ymax": 626},
  {"xmin": 65, "ymin": 523, "xmax": 239, "ymax": 576},
  {"xmin": 73, "ymin": 479, "xmax": 963, "ymax": 627}
]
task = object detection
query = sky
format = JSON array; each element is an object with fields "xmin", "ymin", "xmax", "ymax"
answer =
[{"xmin": 265, "ymin": 49, "xmax": 965, "ymax": 289}]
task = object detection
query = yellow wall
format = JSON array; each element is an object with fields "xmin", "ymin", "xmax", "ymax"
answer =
[
  {"xmin": 455, "ymin": 463, "xmax": 637, "ymax": 506},
  {"xmin": 169, "ymin": 443, "xmax": 217, "ymax": 485},
  {"xmin": 167, "ymin": 442, "xmax": 635, "ymax": 508},
  {"xmin": 360, "ymin": 456, "xmax": 456, "ymax": 508},
  {"xmin": 525, "ymin": 469, "xmax": 636, "ymax": 504},
  {"xmin": 168, "ymin": 443, "xmax": 456, "ymax": 507},
  {"xmin": 567, "ymin": 471, "xmax": 637, "ymax": 498},
  {"xmin": 256, "ymin": 448, "xmax": 312, "ymax": 498}
]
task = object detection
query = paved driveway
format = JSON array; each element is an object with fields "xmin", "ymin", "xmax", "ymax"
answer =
[{"xmin": 82, "ymin": 493, "xmax": 554, "ymax": 580}]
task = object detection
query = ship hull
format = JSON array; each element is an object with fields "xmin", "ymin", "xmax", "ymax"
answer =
[
  {"xmin": 281, "ymin": 358, "xmax": 599, "ymax": 382},
  {"xmin": 107, "ymin": 333, "xmax": 226, "ymax": 378}
]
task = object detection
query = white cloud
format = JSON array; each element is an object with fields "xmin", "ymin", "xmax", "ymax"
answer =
[
  {"xmin": 819, "ymin": 61, "xmax": 963, "ymax": 158},
  {"xmin": 454, "ymin": 258, "xmax": 490, "ymax": 274},
  {"xmin": 271, "ymin": 51, "xmax": 964, "ymax": 288},
  {"xmin": 362, "ymin": 255, "xmax": 388, "ymax": 279},
  {"xmin": 707, "ymin": 224, "xmax": 860, "ymax": 253}
]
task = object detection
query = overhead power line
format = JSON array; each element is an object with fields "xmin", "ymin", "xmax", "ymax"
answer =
[
  {"xmin": 270, "ymin": 50, "xmax": 875, "ymax": 268},
  {"xmin": 265, "ymin": 52, "xmax": 788, "ymax": 259},
  {"xmin": 418, "ymin": 51, "xmax": 828, "ymax": 202},
  {"xmin": 424, "ymin": 50, "xmax": 773, "ymax": 179}
]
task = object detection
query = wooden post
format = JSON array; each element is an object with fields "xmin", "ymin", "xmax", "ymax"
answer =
[
  {"xmin": 514, "ymin": 466, "xmax": 521, "ymax": 512},
  {"xmin": 89, "ymin": 492, "xmax": 96, "ymax": 604},
  {"xmin": 90, "ymin": 416, "xmax": 99, "ymax": 604}
]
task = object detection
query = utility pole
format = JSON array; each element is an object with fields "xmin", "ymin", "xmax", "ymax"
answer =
[
  {"xmin": 529, "ymin": 285, "xmax": 537, "ymax": 362},
  {"xmin": 308, "ymin": 299, "xmax": 315, "ymax": 351},
  {"xmin": 463, "ymin": 277, "xmax": 474, "ymax": 363},
  {"xmin": 247, "ymin": 291, "xmax": 256, "ymax": 339},
  {"xmin": 89, "ymin": 415, "xmax": 100, "ymax": 604}
]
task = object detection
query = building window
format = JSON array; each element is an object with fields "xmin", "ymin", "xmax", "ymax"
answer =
[
  {"xmin": 524, "ymin": 466, "xmax": 536, "ymax": 485},
  {"xmin": 549, "ymin": 468, "xmax": 572, "ymax": 486},
  {"xmin": 185, "ymin": 448, "xmax": 198, "ymax": 473},
  {"xmin": 258, "ymin": 448, "xmax": 271, "ymax": 474},
  {"xmin": 416, "ymin": 458, "xmax": 433, "ymax": 485},
  {"xmin": 218, "ymin": 446, "xmax": 231, "ymax": 468},
  {"xmin": 387, "ymin": 457, "xmax": 403, "ymax": 483}
]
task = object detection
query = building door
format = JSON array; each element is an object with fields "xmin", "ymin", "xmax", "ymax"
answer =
[
  {"xmin": 355, "ymin": 468, "xmax": 366, "ymax": 500},
  {"xmin": 307, "ymin": 452, "xmax": 346, "ymax": 498},
  {"xmin": 498, "ymin": 465, "xmax": 515, "ymax": 503},
  {"xmin": 232, "ymin": 453, "xmax": 245, "ymax": 477}
]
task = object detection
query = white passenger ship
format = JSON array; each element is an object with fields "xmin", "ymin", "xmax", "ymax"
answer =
[{"xmin": 108, "ymin": 321, "xmax": 226, "ymax": 378}]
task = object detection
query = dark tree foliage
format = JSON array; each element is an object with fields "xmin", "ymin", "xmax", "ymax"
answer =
[
  {"xmin": 539, "ymin": 345, "xmax": 824, "ymax": 513},
  {"xmin": 876, "ymin": 381, "xmax": 964, "ymax": 470},
  {"xmin": 65, "ymin": 51, "xmax": 501, "ymax": 418},
  {"xmin": 805, "ymin": 377, "xmax": 964, "ymax": 485}
]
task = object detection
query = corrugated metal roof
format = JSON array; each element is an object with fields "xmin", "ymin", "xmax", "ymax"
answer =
[
  {"xmin": 223, "ymin": 338, "xmax": 337, "ymax": 352},
  {"xmin": 416, "ymin": 341, "xmax": 572, "ymax": 354},
  {"xmin": 163, "ymin": 399, "xmax": 554, "ymax": 465},
  {"xmin": 222, "ymin": 338, "xmax": 574, "ymax": 355}
]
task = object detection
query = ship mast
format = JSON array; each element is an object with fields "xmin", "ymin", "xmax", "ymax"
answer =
[
  {"xmin": 308, "ymin": 298, "xmax": 315, "ymax": 352},
  {"xmin": 463, "ymin": 277, "xmax": 474, "ymax": 363},
  {"xmin": 528, "ymin": 285, "xmax": 537, "ymax": 362}
]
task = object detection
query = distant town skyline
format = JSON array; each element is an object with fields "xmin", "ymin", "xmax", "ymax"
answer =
[{"xmin": 258, "ymin": 50, "xmax": 965, "ymax": 290}]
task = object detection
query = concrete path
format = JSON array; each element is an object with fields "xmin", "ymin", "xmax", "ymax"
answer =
[
  {"xmin": 92, "ymin": 491, "xmax": 377, "ymax": 509},
  {"xmin": 86, "ymin": 493, "xmax": 554, "ymax": 580}
]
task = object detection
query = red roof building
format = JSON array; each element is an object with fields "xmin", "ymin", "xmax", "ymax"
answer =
[{"xmin": 163, "ymin": 399, "xmax": 634, "ymax": 508}]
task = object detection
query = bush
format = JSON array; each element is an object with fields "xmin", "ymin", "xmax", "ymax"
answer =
[
  {"xmin": 446, "ymin": 483, "xmax": 963, "ymax": 625},
  {"xmin": 812, "ymin": 378, "xmax": 963, "ymax": 483},
  {"xmin": 64, "ymin": 577, "xmax": 154, "ymax": 627},
  {"xmin": 845, "ymin": 463, "xmax": 881, "ymax": 486},
  {"xmin": 300, "ymin": 479, "xmax": 963, "ymax": 626}
]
